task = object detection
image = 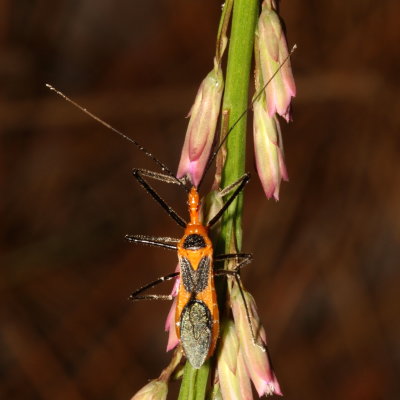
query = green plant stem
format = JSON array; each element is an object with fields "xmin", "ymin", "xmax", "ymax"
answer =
[
  {"xmin": 178, "ymin": 361, "xmax": 209, "ymax": 400},
  {"xmin": 221, "ymin": 0, "xmax": 258, "ymax": 251},
  {"xmin": 178, "ymin": 1, "xmax": 258, "ymax": 399}
]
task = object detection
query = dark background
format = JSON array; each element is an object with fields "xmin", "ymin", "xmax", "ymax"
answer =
[{"xmin": 1, "ymin": 1, "xmax": 399, "ymax": 399}]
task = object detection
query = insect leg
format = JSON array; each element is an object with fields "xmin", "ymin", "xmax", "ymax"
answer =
[
  {"xmin": 129, "ymin": 271, "xmax": 179, "ymax": 301},
  {"xmin": 207, "ymin": 173, "xmax": 250, "ymax": 228},
  {"xmin": 214, "ymin": 252, "xmax": 253, "ymax": 270},
  {"xmin": 215, "ymin": 258, "xmax": 266, "ymax": 351},
  {"xmin": 132, "ymin": 168, "xmax": 187, "ymax": 228},
  {"xmin": 125, "ymin": 234, "xmax": 179, "ymax": 250},
  {"xmin": 135, "ymin": 169, "xmax": 187, "ymax": 185}
]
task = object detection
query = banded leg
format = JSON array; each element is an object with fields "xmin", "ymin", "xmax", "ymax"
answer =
[
  {"xmin": 221, "ymin": 270, "xmax": 266, "ymax": 351},
  {"xmin": 207, "ymin": 173, "xmax": 250, "ymax": 228},
  {"xmin": 135, "ymin": 169, "xmax": 186, "ymax": 185},
  {"xmin": 214, "ymin": 253, "xmax": 253, "ymax": 271},
  {"xmin": 215, "ymin": 254, "xmax": 265, "ymax": 351},
  {"xmin": 132, "ymin": 168, "xmax": 187, "ymax": 228},
  {"xmin": 129, "ymin": 271, "xmax": 179, "ymax": 301},
  {"xmin": 125, "ymin": 234, "xmax": 179, "ymax": 251}
]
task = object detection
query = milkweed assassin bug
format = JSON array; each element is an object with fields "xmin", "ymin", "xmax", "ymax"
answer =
[
  {"xmin": 46, "ymin": 46, "xmax": 295, "ymax": 369},
  {"xmin": 125, "ymin": 172, "xmax": 256, "ymax": 368},
  {"xmin": 46, "ymin": 84, "xmax": 262, "ymax": 368}
]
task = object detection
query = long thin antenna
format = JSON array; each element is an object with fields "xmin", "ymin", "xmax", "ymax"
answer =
[
  {"xmin": 198, "ymin": 44, "xmax": 297, "ymax": 188},
  {"xmin": 45, "ymin": 84, "xmax": 189, "ymax": 193}
]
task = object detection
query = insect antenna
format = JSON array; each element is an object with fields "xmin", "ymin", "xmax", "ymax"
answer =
[
  {"xmin": 197, "ymin": 44, "xmax": 297, "ymax": 189},
  {"xmin": 45, "ymin": 84, "xmax": 190, "ymax": 194}
]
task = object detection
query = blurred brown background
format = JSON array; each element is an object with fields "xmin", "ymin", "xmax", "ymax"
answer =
[{"xmin": 1, "ymin": 0, "xmax": 399, "ymax": 399}]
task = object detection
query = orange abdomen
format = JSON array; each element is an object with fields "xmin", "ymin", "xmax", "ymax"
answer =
[{"xmin": 175, "ymin": 228, "xmax": 219, "ymax": 368}]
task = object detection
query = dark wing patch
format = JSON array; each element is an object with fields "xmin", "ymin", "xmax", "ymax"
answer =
[{"xmin": 180, "ymin": 256, "xmax": 210, "ymax": 294}]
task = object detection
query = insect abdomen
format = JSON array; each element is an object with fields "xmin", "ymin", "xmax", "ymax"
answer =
[
  {"xmin": 176, "ymin": 226, "xmax": 219, "ymax": 368},
  {"xmin": 180, "ymin": 300, "xmax": 212, "ymax": 369}
]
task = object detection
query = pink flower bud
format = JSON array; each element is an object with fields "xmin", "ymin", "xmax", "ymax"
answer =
[
  {"xmin": 217, "ymin": 321, "xmax": 253, "ymax": 400},
  {"xmin": 165, "ymin": 297, "xmax": 179, "ymax": 351},
  {"xmin": 237, "ymin": 348, "xmax": 253, "ymax": 400},
  {"xmin": 131, "ymin": 346, "xmax": 182, "ymax": 400},
  {"xmin": 177, "ymin": 65, "xmax": 224, "ymax": 186},
  {"xmin": 258, "ymin": 0, "xmax": 296, "ymax": 122},
  {"xmin": 131, "ymin": 379, "xmax": 168, "ymax": 400},
  {"xmin": 230, "ymin": 284, "xmax": 282, "ymax": 397},
  {"xmin": 253, "ymin": 97, "xmax": 288, "ymax": 200},
  {"xmin": 165, "ymin": 267, "xmax": 180, "ymax": 351}
]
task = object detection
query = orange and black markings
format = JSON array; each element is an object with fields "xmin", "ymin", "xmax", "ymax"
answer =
[
  {"xmin": 125, "ymin": 171, "xmax": 252, "ymax": 369},
  {"xmin": 176, "ymin": 187, "xmax": 219, "ymax": 368},
  {"xmin": 46, "ymin": 83, "xmax": 283, "ymax": 370}
]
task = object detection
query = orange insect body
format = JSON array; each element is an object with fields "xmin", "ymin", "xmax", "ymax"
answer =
[
  {"xmin": 45, "ymin": 84, "xmax": 257, "ymax": 370},
  {"xmin": 175, "ymin": 187, "xmax": 219, "ymax": 368}
]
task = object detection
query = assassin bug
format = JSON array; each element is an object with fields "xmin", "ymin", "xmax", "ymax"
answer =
[
  {"xmin": 126, "ymin": 173, "xmax": 253, "ymax": 368},
  {"xmin": 46, "ymin": 84, "xmax": 256, "ymax": 368},
  {"xmin": 46, "ymin": 46, "xmax": 294, "ymax": 368}
]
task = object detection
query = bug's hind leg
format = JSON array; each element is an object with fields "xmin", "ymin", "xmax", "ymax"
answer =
[{"xmin": 215, "ymin": 254, "xmax": 266, "ymax": 352}]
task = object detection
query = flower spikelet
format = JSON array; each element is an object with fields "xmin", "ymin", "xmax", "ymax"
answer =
[
  {"xmin": 230, "ymin": 283, "xmax": 282, "ymax": 397},
  {"xmin": 257, "ymin": 0, "xmax": 296, "ymax": 122},
  {"xmin": 177, "ymin": 63, "xmax": 224, "ymax": 186}
]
